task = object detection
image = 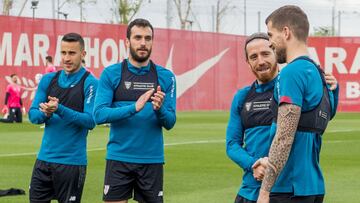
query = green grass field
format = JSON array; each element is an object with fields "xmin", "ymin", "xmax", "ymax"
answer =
[{"xmin": 0, "ymin": 112, "xmax": 359, "ymax": 203}]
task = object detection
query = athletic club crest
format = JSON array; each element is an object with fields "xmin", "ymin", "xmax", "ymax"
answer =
[
  {"xmin": 124, "ymin": 81, "xmax": 132, "ymax": 89},
  {"xmin": 245, "ymin": 102, "xmax": 252, "ymax": 111},
  {"xmin": 104, "ymin": 185, "xmax": 110, "ymax": 195}
]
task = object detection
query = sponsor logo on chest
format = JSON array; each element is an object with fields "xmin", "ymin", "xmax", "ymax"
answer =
[
  {"xmin": 246, "ymin": 100, "xmax": 271, "ymax": 111},
  {"xmin": 124, "ymin": 81, "xmax": 155, "ymax": 90}
]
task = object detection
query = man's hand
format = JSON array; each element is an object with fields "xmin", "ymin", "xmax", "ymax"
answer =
[
  {"xmin": 324, "ymin": 72, "xmax": 338, "ymax": 91},
  {"xmin": 39, "ymin": 103, "xmax": 52, "ymax": 117},
  {"xmin": 135, "ymin": 89, "xmax": 155, "ymax": 112},
  {"xmin": 252, "ymin": 157, "xmax": 268, "ymax": 181},
  {"xmin": 151, "ymin": 86, "xmax": 165, "ymax": 110},
  {"xmin": 47, "ymin": 96, "xmax": 59, "ymax": 111},
  {"xmin": 39, "ymin": 96, "xmax": 59, "ymax": 117},
  {"xmin": 257, "ymin": 189, "xmax": 270, "ymax": 203},
  {"xmin": 1, "ymin": 105, "xmax": 8, "ymax": 114}
]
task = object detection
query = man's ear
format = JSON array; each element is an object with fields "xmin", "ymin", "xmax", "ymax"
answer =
[
  {"xmin": 81, "ymin": 50, "xmax": 87, "ymax": 59},
  {"xmin": 283, "ymin": 26, "xmax": 291, "ymax": 40}
]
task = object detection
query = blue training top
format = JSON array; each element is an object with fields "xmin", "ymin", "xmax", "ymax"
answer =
[
  {"xmin": 270, "ymin": 56, "xmax": 338, "ymax": 196},
  {"xmin": 29, "ymin": 67, "xmax": 98, "ymax": 166},
  {"xmin": 226, "ymin": 78, "xmax": 276, "ymax": 201},
  {"xmin": 93, "ymin": 59, "xmax": 176, "ymax": 164}
]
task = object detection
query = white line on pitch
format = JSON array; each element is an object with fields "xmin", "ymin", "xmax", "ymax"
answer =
[
  {"xmin": 326, "ymin": 129, "xmax": 359, "ymax": 133},
  {"xmin": 2, "ymin": 136, "xmax": 359, "ymax": 158},
  {"xmin": 0, "ymin": 140, "xmax": 225, "ymax": 158}
]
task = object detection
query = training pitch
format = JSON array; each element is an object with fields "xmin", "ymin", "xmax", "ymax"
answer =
[{"xmin": 0, "ymin": 112, "xmax": 359, "ymax": 203}]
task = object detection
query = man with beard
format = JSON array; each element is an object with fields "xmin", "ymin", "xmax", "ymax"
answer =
[
  {"xmin": 28, "ymin": 33, "xmax": 98, "ymax": 203},
  {"xmin": 257, "ymin": 5, "xmax": 339, "ymax": 203},
  {"xmin": 226, "ymin": 32, "xmax": 338, "ymax": 203},
  {"xmin": 93, "ymin": 18, "xmax": 176, "ymax": 203}
]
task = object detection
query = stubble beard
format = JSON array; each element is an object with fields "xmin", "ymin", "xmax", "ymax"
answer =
[
  {"xmin": 254, "ymin": 63, "xmax": 278, "ymax": 84},
  {"xmin": 276, "ymin": 47, "xmax": 287, "ymax": 64},
  {"xmin": 130, "ymin": 46, "xmax": 152, "ymax": 63}
]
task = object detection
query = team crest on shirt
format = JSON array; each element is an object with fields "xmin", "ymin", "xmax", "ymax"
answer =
[
  {"xmin": 124, "ymin": 81, "xmax": 132, "ymax": 89},
  {"xmin": 245, "ymin": 102, "xmax": 252, "ymax": 111},
  {"xmin": 104, "ymin": 185, "xmax": 110, "ymax": 195}
]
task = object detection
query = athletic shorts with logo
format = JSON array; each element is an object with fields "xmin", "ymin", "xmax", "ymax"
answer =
[
  {"xmin": 29, "ymin": 159, "xmax": 86, "ymax": 203},
  {"xmin": 103, "ymin": 160, "xmax": 163, "ymax": 203}
]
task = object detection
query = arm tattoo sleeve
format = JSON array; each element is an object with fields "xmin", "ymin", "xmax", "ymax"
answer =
[{"xmin": 260, "ymin": 103, "xmax": 301, "ymax": 192}]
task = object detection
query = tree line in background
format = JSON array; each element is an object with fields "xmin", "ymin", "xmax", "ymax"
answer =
[
  {"xmin": 1, "ymin": 0, "xmax": 336, "ymax": 35},
  {"xmin": 1, "ymin": 0, "xmax": 237, "ymax": 33}
]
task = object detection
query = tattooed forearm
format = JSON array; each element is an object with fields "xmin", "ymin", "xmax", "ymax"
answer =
[
  {"xmin": 260, "ymin": 103, "xmax": 301, "ymax": 192},
  {"xmin": 261, "ymin": 161, "xmax": 277, "ymax": 192}
]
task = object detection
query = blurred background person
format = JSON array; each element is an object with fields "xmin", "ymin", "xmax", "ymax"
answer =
[
  {"xmin": 44, "ymin": 55, "xmax": 56, "ymax": 73},
  {"xmin": 0, "ymin": 74, "xmax": 25, "ymax": 123}
]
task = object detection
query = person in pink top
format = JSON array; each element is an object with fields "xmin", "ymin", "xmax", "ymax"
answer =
[
  {"xmin": 0, "ymin": 74, "xmax": 24, "ymax": 123},
  {"xmin": 44, "ymin": 56, "xmax": 56, "ymax": 73}
]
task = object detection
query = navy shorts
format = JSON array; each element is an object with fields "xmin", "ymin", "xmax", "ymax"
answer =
[
  {"xmin": 270, "ymin": 193, "xmax": 324, "ymax": 203},
  {"xmin": 103, "ymin": 160, "xmax": 163, "ymax": 203},
  {"xmin": 29, "ymin": 159, "xmax": 86, "ymax": 203},
  {"xmin": 235, "ymin": 194, "xmax": 256, "ymax": 203}
]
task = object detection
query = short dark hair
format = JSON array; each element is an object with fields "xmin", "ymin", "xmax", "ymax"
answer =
[
  {"xmin": 10, "ymin": 74, "xmax": 17, "ymax": 78},
  {"xmin": 265, "ymin": 5, "xmax": 309, "ymax": 42},
  {"xmin": 62, "ymin": 32, "xmax": 85, "ymax": 50},
  {"xmin": 244, "ymin": 32, "xmax": 270, "ymax": 59},
  {"xmin": 126, "ymin": 18, "xmax": 154, "ymax": 39},
  {"xmin": 45, "ymin": 55, "xmax": 53, "ymax": 63}
]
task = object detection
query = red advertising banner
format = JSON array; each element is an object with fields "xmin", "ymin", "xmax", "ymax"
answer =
[
  {"xmin": 0, "ymin": 16, "xmax": 359, "ymax": 112},
  {"xmin": 308, "ymin": 37, "xmax": 360, "ymax": 112}
]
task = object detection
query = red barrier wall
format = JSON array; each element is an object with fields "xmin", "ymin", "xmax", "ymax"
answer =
[{"xmin": 0, "ymin": 16, "xmax": 359, "ymax": 112}]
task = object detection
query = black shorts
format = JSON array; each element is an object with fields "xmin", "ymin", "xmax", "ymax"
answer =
[
  {"xmin": 103, "ymin": 160, "xmax": 163, "ymax": 203},
  {"xmin": 270, "ymin": 193, "xmax": 324, "ymax": 203},
  {"xmin": 29, "ymin": 159, "xmax": 86, "ymax": 203},
  {"xmin": 235, "ymin": 194, "xmax": 256, "ymax": 203}
]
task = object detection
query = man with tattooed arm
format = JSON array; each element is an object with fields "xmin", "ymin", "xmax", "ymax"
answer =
[{"xmin": 257, "ymin": 5, "xmax": 339, "ymax": 203}]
